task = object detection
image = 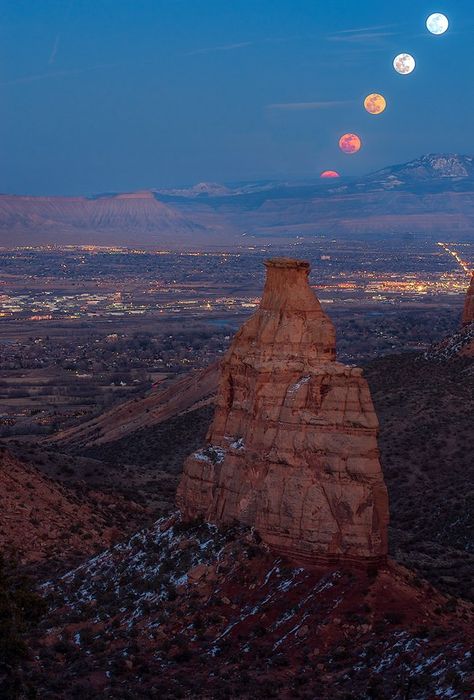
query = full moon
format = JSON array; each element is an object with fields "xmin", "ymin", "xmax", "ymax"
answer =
[
  {"xmin": 339, "ymin": 133, "xmax": 361, "ymax": 155},
  {"xmin": 426, "ymin": 12, "xmax": 449, "ymax": 35},
  {"xmin": 393, "ymin": 53, "xmax": 416, "ymax": 75},
  {"xmin": 320, "ymin": 170, "xmax": 340, "ymax": 178},
  {"xmin": 364, "ymin": 93, "xmax": 387, "ymax": 115}
]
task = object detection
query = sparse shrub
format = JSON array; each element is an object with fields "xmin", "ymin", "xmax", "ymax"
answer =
[
  {"xmin": 384, "ymin": 611, "xmax": 404, "ymax": 625},
  {"xmin": 0, "ymin": 556, "xmax": 47, "ymax": 693},
  {"xmin": 172, "ymin": 646, "xmax": 193, "ymax": 663}
]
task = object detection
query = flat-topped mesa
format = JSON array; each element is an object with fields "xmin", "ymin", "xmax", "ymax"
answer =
[
  {"xmin": 177, "ymin": 259, "xmax": 389, "ymax": 567},
  {"xmin": 461, "ymin": 272, "xmax": 474, "ymax": 327}
]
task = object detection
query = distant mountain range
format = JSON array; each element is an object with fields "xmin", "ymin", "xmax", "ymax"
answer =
[
  {"xmin": 157, "ymin": 154, "xmax": 474, "ymax": 199},
  {"xmin": 1, "ymin": 154, "xmax": 474, "ymax": 246},
  {"xmin": 346, "ymin": 154, "xmax": 474, "ymax": 194}
]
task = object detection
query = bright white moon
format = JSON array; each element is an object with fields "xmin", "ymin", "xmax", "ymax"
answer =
[
  {"xmin": 426, "ymin": 13, "xmax": 449, "ymax": 35},
  {"xmin": 393, "ymin": 53, "xmax": 416, "ymax": 75}
]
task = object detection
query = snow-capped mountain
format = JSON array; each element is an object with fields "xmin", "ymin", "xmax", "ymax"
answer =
[{"xmin": 349, "ymin": 154, "xmax": 474, "ymax": 192}]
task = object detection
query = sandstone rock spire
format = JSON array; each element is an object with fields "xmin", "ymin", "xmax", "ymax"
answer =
[
  {"xmin": 461, "ymin": 272, "xmax": 474, "ymax": 327},
  {"xmin": 177, "ymin": 258, "xmax": 389, "ymax": 565}
]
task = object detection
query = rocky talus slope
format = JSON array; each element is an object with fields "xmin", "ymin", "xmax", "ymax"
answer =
[
  {"xmin": 28, "ymin": 517, "xmax": 473, "ymax": 699},
  {"xmin": 178, "ymin": 259, "xmax": 389, "ymax": 565}
]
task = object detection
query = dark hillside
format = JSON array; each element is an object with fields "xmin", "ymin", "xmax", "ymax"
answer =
[{"xmin": 365, "ymin": 354, "xmax": 474, "ymax": 601}]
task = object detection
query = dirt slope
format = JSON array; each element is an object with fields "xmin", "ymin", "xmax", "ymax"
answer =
[{"xmin": 0, "ymin": 448, "xmax": 117, "ymax": 564}]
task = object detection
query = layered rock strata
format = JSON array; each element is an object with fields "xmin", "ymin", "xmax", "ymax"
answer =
[{"xmin": 177, "ymin": 259, "xmax": 389, "ymax": 565}]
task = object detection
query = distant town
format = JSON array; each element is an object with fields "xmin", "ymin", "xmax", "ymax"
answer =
[{"xmin": 0, "ymin": 240, "xmax": 471, "ymax": 437}]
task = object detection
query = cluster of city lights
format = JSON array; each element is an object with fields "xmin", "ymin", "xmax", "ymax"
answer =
[{"xmin": 437, "ymin": 242, "xmax": 472, "ymax": 276}]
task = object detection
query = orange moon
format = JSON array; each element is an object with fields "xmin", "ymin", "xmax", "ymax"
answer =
[
  {"xmin": 320, "ymin": 170, "xmax": 340, "ymax": 178},
  {"xmin": 364, "ymin": 93, "xmax": 386, "ymax": 115},
  {"xmin": 339, "ymin": 133, "xmax": 361, "ymax": 154}
]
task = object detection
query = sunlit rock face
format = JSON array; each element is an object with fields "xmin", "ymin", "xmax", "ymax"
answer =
[
  {"xmin": 177, "ymin": 259, "xmax": 389, "ymax": 566},
  {"xmin": 462, "ymin": 273, "xmax": 474, "ymax": 327}
]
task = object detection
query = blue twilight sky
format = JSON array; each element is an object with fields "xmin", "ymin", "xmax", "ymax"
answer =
[{"xmin": 1, "ymin": 0, "xmax": 473, "ymax": 195}]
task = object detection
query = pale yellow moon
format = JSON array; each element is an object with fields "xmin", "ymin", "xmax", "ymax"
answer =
[{"xmin": 364, "ymin": 93, "xmax": 387, "ymax": 115}]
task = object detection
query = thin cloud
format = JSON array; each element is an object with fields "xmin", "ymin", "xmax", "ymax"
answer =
[
  {"xmin": 48, "ymin": 34, "xmax": 61, "ymax": 65},
  {"xmin": 327, "ymin": 23, "xmax": 398, "ymax": 44},
  {"xmin": 48, "ymin": 0, "xmax": 75, "ymax": 65},
  {"xmin": 185, "ymin": 42, "xmax": 253, "ymax": 56},
  {"xmin": 333, "ymin": 24, "xmax": 397, "ymax": 35},
  {"xmin": 184, "ymin": 34, "xmax": 302, "ymax": 57},
  {"xmin": 267, "ymin": 100, "xmax": 352, "ymax": 111},
  {"xmin": 0, "ymin": 63, "xmax": 122, "ymax": 87},
  {"xmin": 328, "ymin": 31, "xmax": 396, "ymax": 43}
]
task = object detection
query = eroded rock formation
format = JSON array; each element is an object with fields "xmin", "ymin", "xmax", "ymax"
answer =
[
  {"xmin": 462, "ymin": 272, "xmax": 474, "ymax": 327},
  {"xmin": 177, "ymin": 259, "xmax": 389, "ymax": 565}
]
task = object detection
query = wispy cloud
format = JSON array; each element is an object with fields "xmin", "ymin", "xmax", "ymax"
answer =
[
  {"xmin": 328, "ymin": 31, "xmax": 395, "ymax": 43},
  {"xmin": 48, "ymin": 34, "xmax": 61, "ymax": 65},
  {"xmin": 0, "ymin": 63, "xmax": 122, "ymax": 87},
  {"xmin": 48, "ymin": 0, "xmax": 75, "ymax": 65},
  {"xmin": 333, "ymin": 24, "xmax": 396, "ymax": 35},
  {"xmin": 327, "ymin": 24, "xmax": 397, "ymax": 43},
  {"xmin": 267, "ymin": 100, "xmax": 352, "ymax": 111},
  {"xmin": 184, "ymin": 34, "xmax": 303, "ymax": 58},
  {"xmin": 185, "ymin": 41, "xmax": 253, "ymax": 57}
]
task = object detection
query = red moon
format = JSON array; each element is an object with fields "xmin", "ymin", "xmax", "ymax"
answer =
[
  {"xmin": 320, "ymin": 170, "xmax": 340, "ymax": 178},
  {"xmin": 339, "ymin": 133, "xmax": 362, "ymax": 154}
]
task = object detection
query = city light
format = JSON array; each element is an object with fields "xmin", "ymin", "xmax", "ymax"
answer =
[{"xmin": 437, "ymin": 242, "xmax": 472, "ymax": 275}]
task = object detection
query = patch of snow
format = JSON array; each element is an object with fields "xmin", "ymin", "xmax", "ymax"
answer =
[
  {"xmin": 277, "ymin": 568, "xmax": 305, "ymax": 592},
  {"xmin": 273, "ymin": 612, "xmax": 310, "ymax": 650},
  {"xmin": 435, "ymin": 688, "xmax": 457, "ymax": 698},
  {"xmin": 194, "ymin": 451, "xmax": 211, "ymax": 463},
  {"xmin": 288, "ymin": 376, "xmax": 310, "ymax": 396},
  {"xmin": 262, "ymin": 564, "xmax": 280, "ymax": 586},
  {"xmin": 194, "ymin": 446, "xmax": 226, "ymax": 464}
]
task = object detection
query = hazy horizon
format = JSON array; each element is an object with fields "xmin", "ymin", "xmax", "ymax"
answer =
[{"xmin": 3, "ymin": 151, "xmax": 474, "ymax": 198}]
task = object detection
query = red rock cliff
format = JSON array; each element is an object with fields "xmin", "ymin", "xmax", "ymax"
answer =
[
  {"xmin": 177, "ymin": 259, "xmax": 389, "ymax": 565},
  {"xmin": 462, "ymin": 272, "xmax": 474, "ymax": 327}
]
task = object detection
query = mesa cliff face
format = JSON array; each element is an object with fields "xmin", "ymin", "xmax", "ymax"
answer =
[
  {"xmin": 0, "ymin": 191, "xmax": 221, "ymax": 247},
  {"xmin": 462, "ymin": 272, "xmax": 474, "ymax": 327},
  {"xmin": 177, "ymin": 259, "xmax": 389, "ymax": 565}
]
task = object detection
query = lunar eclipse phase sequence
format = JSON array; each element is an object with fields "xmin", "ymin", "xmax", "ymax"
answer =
[{"xmin": 320, "ymin": 11, "xmax": 450, "ymax": 178}]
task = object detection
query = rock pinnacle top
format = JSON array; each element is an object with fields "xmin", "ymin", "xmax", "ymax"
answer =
[{"xmin": 260, "ymin": 258, "xmax": 327, "ymax": 317}]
